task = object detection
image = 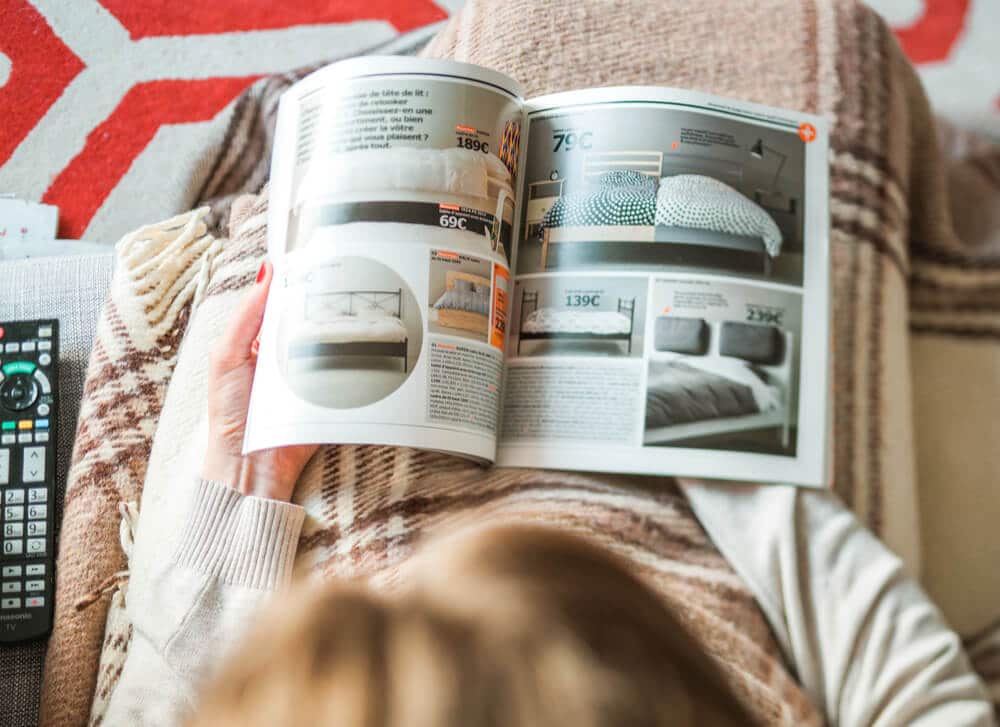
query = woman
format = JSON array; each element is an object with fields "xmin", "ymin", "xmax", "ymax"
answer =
[{"xmin": 100, "ymin": 262, "xmax": 993, "ymax": 726}]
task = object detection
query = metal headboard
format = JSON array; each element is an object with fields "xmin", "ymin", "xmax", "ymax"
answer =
[{"xmin": 305, "ymin": 289, "xmax": 403, "ymax": 319}]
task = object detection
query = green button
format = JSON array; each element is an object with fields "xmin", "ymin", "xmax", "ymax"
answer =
[
  {"xmin": 1, "ymin": 421, "xmax": 15, "ymax": 431},
  {"xmin": 1, "ymin": 361, "xmax": 36, "ymax": 376}
]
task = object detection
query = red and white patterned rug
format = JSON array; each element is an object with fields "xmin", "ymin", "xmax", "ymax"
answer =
[
  {"xmin": 0, "ymin": 0, "xmax": 455, "ymax": 242},
  {"xmin": 0, "ymin": 0, "xmax": 996, "ymax": 242}
]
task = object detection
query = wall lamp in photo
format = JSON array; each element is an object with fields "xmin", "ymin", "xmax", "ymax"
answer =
[{"xmin": 749, "ymin": 139, "xmax": 795, "ymax": 213}]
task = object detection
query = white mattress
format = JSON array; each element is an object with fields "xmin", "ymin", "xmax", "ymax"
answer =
[
  {"xmin": 521, "ymin": 308, "xmax": 632, "ymax": 335},
  {"xmin": 297, "ymin": 147, "xmax": 513, "ymax": 205},
  {"xmin": 290, "ymin": 315, "xmax": 407, "ymax": 344}
]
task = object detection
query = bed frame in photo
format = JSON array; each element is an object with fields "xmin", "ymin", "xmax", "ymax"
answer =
[
  {"xmin": 435, "ymin": 270, "xmax": 491, "ymax": 337},
  {"xmin": 540, "ymin": 149, "xmax": 663, "ymax": 270},
  {"xmin": 540, "ymin": 150, "xmax": 773, "ymax": 275},
  {"xmin": 516, "ymin": 289, "xmax": 636, "ymax": 355},
  {"xmin": 643, "ymin": 329, "xmax": 794, "ymax": 448},
  {"xmin": 289, "ymin": 289, "xmax": 409, "ymax": 372}
]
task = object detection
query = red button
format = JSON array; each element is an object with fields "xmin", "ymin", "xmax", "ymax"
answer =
[{"xmin": 0, "ymin": 326, "xmax": 4, "ymax": 339}]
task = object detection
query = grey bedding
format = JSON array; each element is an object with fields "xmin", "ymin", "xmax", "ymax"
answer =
[
  {"xmin": 719, "ymin": 322, "xmax": 783, "ymax": 365},
  {"xmin": 433, "ymin": 278, "xmax": 490, "ymax": 314},
  {"xmin": 654, "ymin": 317, "xmax": 709, "ymax": 354},
  {"xmin": 645, "ymin": 360, "xmax": 760, "ymax": 429}
]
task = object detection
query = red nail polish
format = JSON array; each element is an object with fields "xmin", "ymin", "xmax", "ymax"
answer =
[{"xmin": 256, "ymin": 262, "xmax": 266, "ymax": 283}]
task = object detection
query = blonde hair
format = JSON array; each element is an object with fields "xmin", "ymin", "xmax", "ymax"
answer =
[{"xmin": 190, "ymin": 525, "xmax": 755, "ymax": 727}]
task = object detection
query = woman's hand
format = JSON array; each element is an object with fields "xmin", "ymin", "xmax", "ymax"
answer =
[{"xmin": 202, "ymin": 261, "xmax": 318, "ymax": 501}]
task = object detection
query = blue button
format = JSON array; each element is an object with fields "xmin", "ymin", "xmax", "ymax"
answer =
[{"xmin": 34, "ymin": 419, "xmax": 49, "ymax": 429}]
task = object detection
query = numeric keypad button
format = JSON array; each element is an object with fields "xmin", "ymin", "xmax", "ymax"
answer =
[
  {"xmin": 27, "ymin": 488, "xmax": 47, "ymax": 504},
  {"xmin": 26, "ymin": 521, "xmax": 45, "ymax": 537},
  {"xmin": 3, "ymin": 523, "xmax": 23, "ymax": 538},
  {"xmin": 26, "ymin": 538, "xmax": 45, "ymax": 555},
  {"xmin": 3, "ymin": 540, "xmax": 23, "ymax": 556},
  {"xmin": 26, "ymin": 505, "xmax": 45, "ymax": 520},
  {"xmin": 4, "ymin": 506, "xmax": 23, "ymax": 521},
  {"xmin": 4, "ymin": 489, "xmax": 25, "ymax": 505}
]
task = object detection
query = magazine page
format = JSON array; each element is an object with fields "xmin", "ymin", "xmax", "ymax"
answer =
[
  {"xmin": 498, "ymin": 87, "xmax": 830, "ymax": 486},
  {"xmin": 243, "ymin": 57, "xmax": 523, "ymax": 462}
]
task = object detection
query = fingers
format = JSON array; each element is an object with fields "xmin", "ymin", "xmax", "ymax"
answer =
[{"xmin": 213, "ymin": 261, "xmax": 272, "ymax": 369}]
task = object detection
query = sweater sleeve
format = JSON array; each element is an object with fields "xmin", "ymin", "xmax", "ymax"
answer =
[
  {"xmin": 680, "ymin": 480, "xmax": 996, "ymax": 727},
  {"xmin": 103, "ymin": 478, "xmax": 305, "ymax": 727}
]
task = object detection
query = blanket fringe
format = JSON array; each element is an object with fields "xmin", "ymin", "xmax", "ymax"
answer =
[{"xmin": 74, "ymin": 502, "xmax": 139, "ymax": 612}]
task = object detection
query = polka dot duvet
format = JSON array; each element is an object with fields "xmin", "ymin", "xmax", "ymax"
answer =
[
  {"xmin": 540, "ymin": 171, "xmax": 783, "ymax": 258},
  {"xmin": 654, "ymin": 175, "xmax": 782, "ymax": 257}
]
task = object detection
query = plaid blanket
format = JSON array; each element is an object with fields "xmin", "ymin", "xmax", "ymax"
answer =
[{"xmin": 38, "ymin": 0, "xmax": 1000, "ymax": 724}]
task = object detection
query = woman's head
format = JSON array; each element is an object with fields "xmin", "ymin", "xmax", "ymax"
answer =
[{"xmin": 190, "ymin": 525, "xmax": 755, "ymax": 727}]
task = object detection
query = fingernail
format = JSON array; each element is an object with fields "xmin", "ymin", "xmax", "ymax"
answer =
[{"xmin": 256, "ymin": 261, "xmax": 267, "ymax": 284}]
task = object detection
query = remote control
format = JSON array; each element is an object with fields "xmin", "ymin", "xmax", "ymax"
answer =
[{"xmin": 0, "ymin": 320, "xmax": 57, "ymax": 642}]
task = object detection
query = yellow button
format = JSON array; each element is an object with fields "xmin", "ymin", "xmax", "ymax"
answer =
[{"xmin": 17, "ymin": 420, "xmax": 32, "ymax": 430}]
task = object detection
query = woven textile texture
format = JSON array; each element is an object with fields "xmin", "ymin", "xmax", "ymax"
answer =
[{"xmin": 0, "ymin": 252, "xmax": 114, "ymax": 727}]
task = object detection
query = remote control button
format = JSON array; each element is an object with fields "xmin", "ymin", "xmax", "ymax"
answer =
[
  {"xmin": 2, "ymin": 581, "xmax": 21, "ymax": 593},
  {"xmin": 25, "ymin": 580, "xmax": 43, "ymax": 592},
  {"xmin": 3, "ymin": 523, "xmax": 23, "ymax": 538},
  {"xmin": 38, "ymin": 353, "xmax": 51, "ymax": 367},
  {"xmin": 3, "ymin": 540, "xmax": 23, "ymax": 556},
  {"xmin": 4, "ymin": 507, "xmax": 23, "ymax": 521},
  {"xmin": 22, "ymin": 447, "xmax": 44, "ymax": 483},
  {"xmin": 27, "ymin": 488, "xmax": 47, "ymax": 504},
  {"xmin": 35, "ymin": 418, "xmax": 49, "ymax": 429},
  {"xmin": 2, "ymin": 361, "xmax": 36, "ymax": 376},
  {"xmin": 0, "ymin": 435, "xmax": 12, "ymax": 446},
  {"xmin": 37, "ymin": 404, "xmax": 50, "ymax": 416},
  {"xmin": 1, "ymin": 373, "xmax": 39, "ymax": 411},
  {"xmin": 1, "ymin": 566, "xmax": 21, "ymax": 578},
  {"xmin": 0, "ymin": 422, "xmax": 12, "ymax": 430},
  {"xmin": 4, "ymin": 343, "xmax": 19, "ymax": 354},
  {"xmin": 25, "ymin": 564, "xmax": 44, "ymax": 576},
  {"xmin": 38, "ymin": 340, "xmax": 52, "ymax": 352},
  {"xmin": 1, "ymin": 598, "xmax": 20, "ymax": 609},
  {"xmin": 0, "ymin": 449, "xmax": 7, "ymax": 484},
  {"xmin": 38, "ymin": 326, "xmax": 52, "ymax": 338},
  {"xmin": 34, "ymin": 432, "xmax": 49, "ymax": 443},
  {"xmin": 26, "ymin": 538, "xmax": 45, "ymax": 555},
  {"xmin": 26, "ymin": 521, "xmax": 46, "ymax": 537},
  {"xmin": 17, "ymin": 420, "xmax": 31, "ymax": 430},
  {"xmin": 17, "ymin": 433, "xmax": 32, "ymax": 444},
  {"xmin": 4, "ymin": 490, "xmax": 24, "ymax": 505},
  {"xmin": 21, "ymin": 341, "xmax": 36, "ymax": 353},
  {"xmin": 33, "ymin": 370, "xmax": 51, "ymax": 394},
  {"xmin": 26, "ymin": 505, "xmax": 45, "ymax": 521},
  {"xmin": 25, "ymin": 596, "xmax": 44, "ymax": 608}
]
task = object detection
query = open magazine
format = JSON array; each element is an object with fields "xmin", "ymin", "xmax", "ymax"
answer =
[{"xmin": 245, "ymin": 57, "xmax": 831, "ymax": 487}]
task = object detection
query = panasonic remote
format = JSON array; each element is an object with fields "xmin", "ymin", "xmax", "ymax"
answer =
[{"xmin": 0, "ymin": 320, "xmax": 57, "ymax": 642}]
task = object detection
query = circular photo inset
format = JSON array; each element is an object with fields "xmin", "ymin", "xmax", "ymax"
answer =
[{"xmin": 278, "ymin": 255, "xmax": 422, "ymax": 409}]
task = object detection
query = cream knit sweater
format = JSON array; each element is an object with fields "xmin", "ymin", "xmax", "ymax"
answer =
[{"xmin": 102, "ymin": 476, "xmax": 994, "ymax": 727}]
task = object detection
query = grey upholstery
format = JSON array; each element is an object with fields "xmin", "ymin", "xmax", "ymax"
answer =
[
  {"xmin": 0, "ymin": 252, "xmax": 114, "ymax": 727},
  {"xmin": 653, "ymin": 316, "xmax": 709, "ymax": 354},
  {"xmin": 719, "ymin": 321, "xmax": 783, "ymax": 364}
]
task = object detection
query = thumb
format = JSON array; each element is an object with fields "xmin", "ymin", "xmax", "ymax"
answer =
[{"xmin": 215, "ymin": 261, "xmax": 273, "ymax": 367}]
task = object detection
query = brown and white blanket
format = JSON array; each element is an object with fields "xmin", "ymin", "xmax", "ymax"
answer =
[{"xmin": 38, "ymin": 0, "xmax": 1000, "ymax": 724}]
